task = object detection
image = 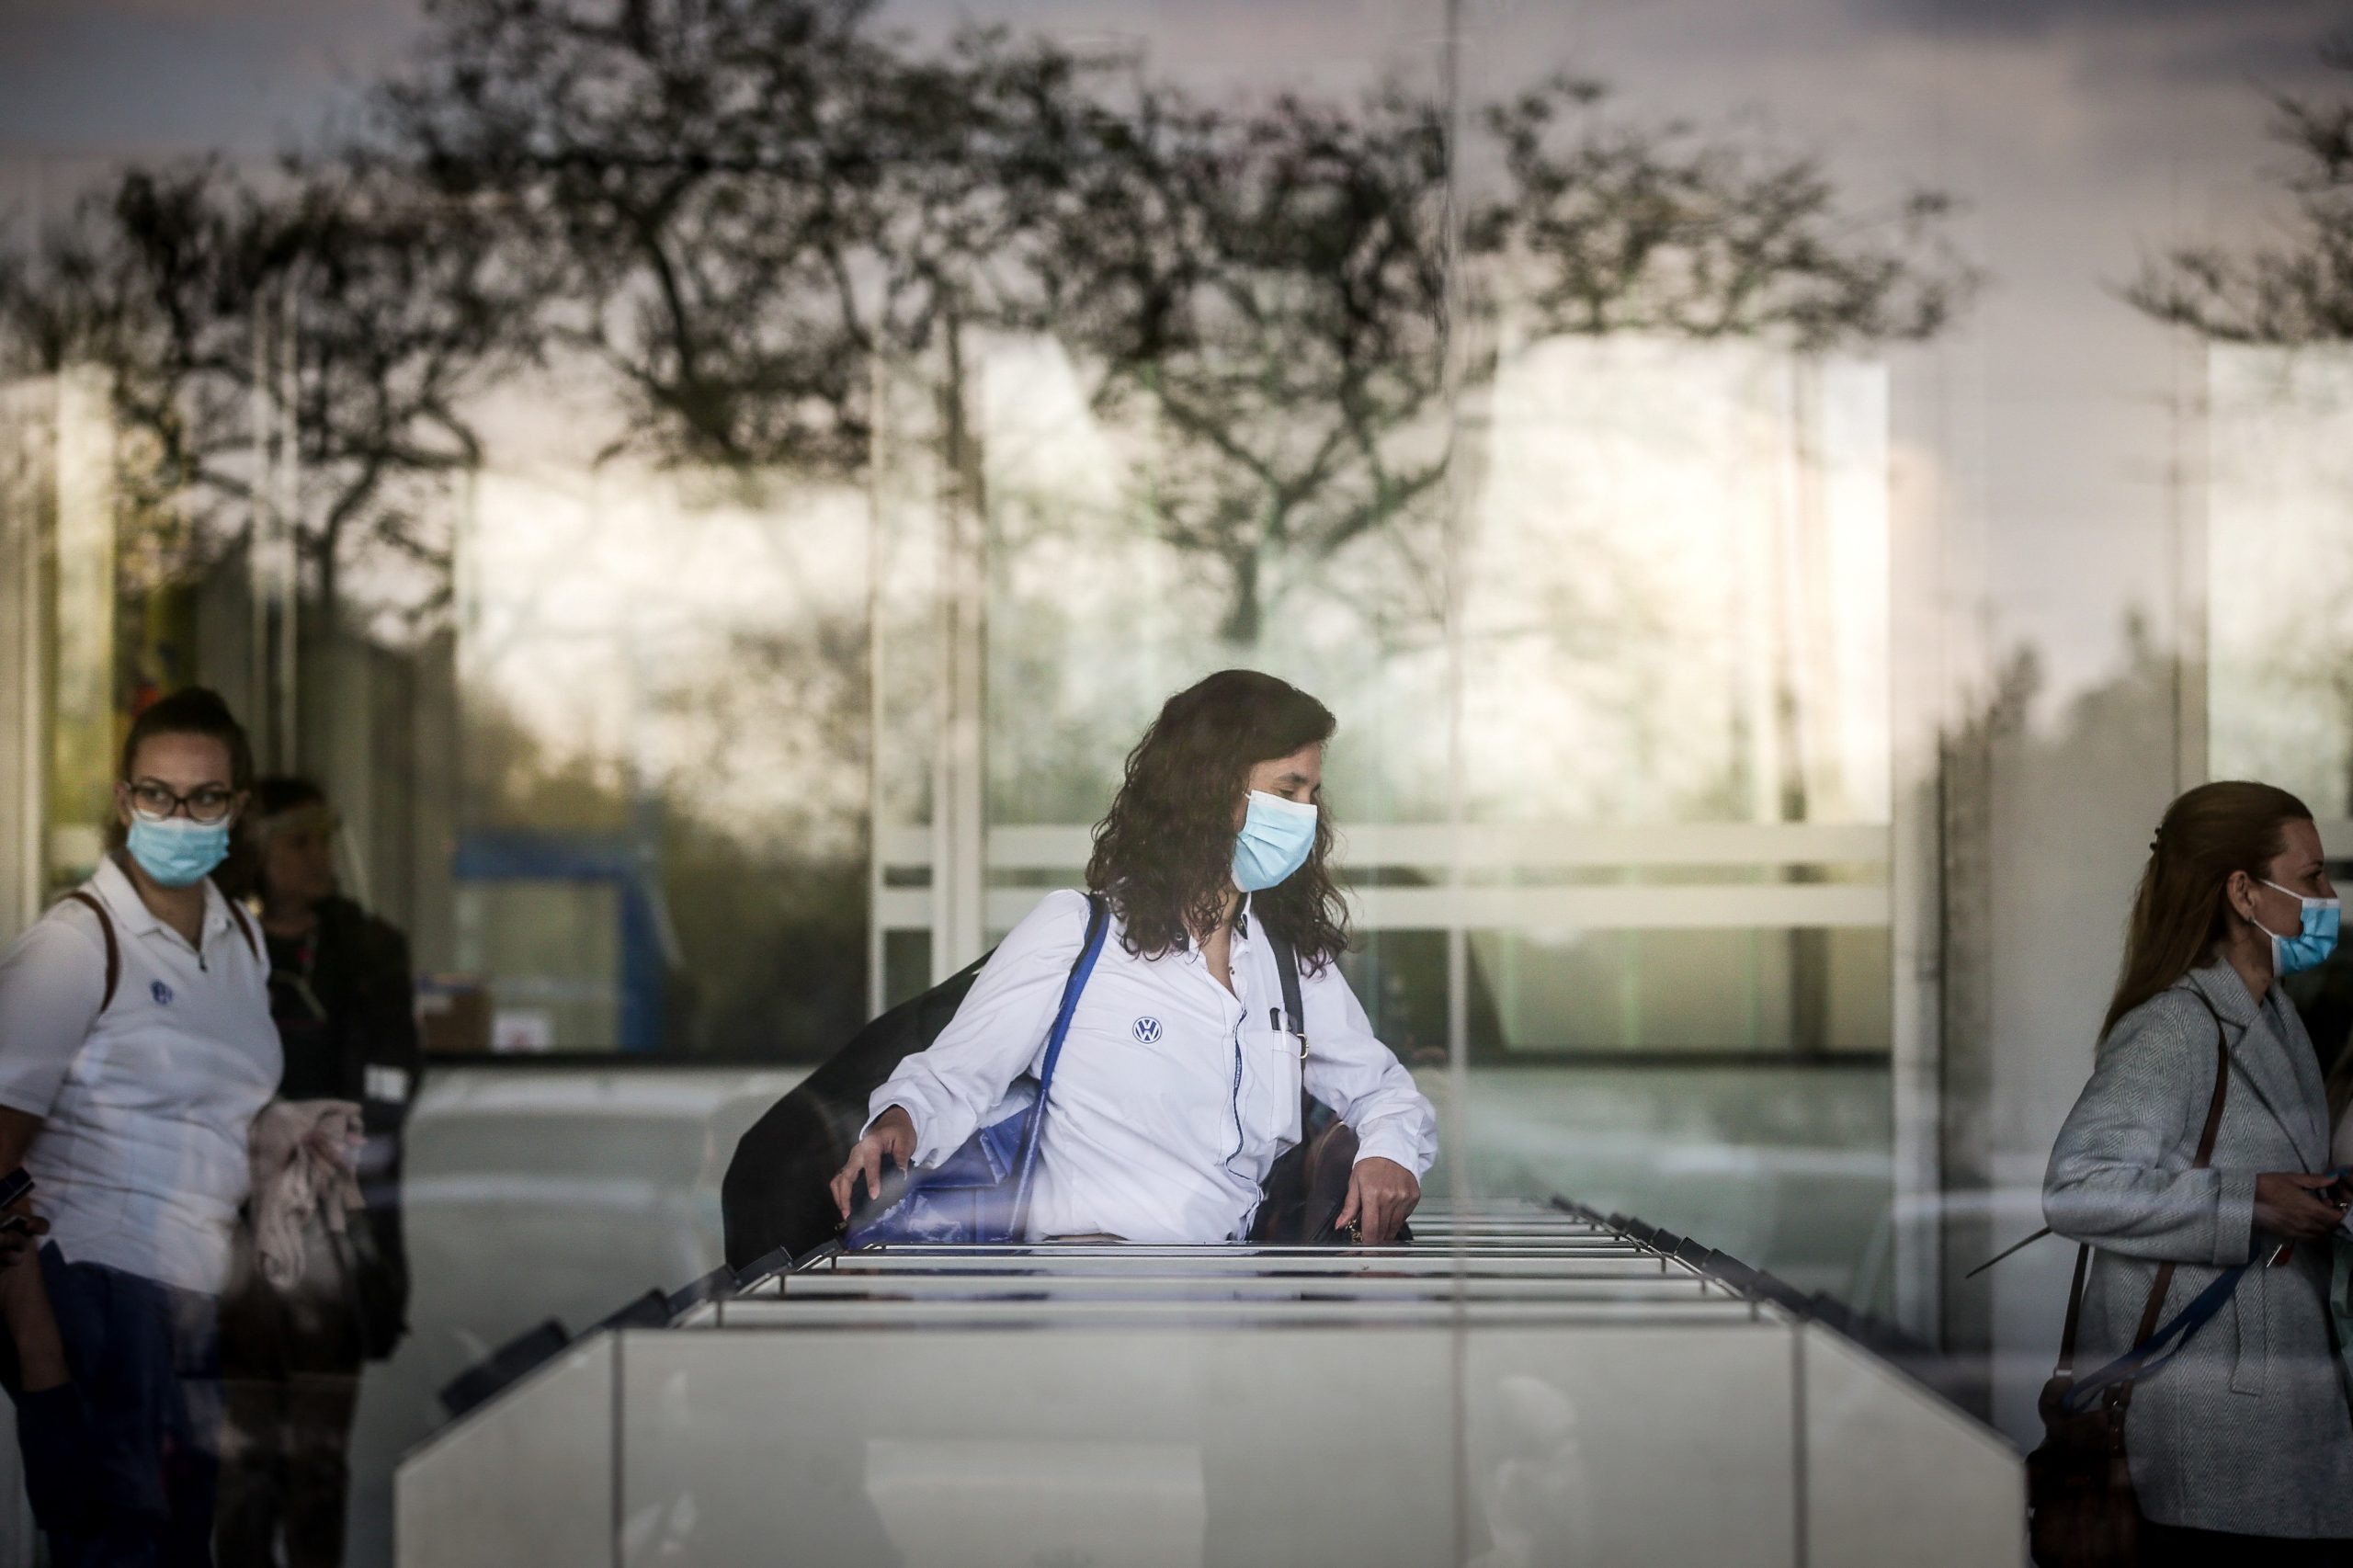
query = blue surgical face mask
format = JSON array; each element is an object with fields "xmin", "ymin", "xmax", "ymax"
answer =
[
  {"xmin": 125, "ymin": 815, "xmax": 233, "ymax": 889},
  {"xmin": 2255, "ymin": 879, "xmax": 2341, "ymax": 977},
  {"xmin": 1233, "ymin": 790, "xmax": 1318, "ymax": 893}
]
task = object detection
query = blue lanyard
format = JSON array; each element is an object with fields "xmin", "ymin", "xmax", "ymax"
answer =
[{"xmin": 2059, "ymin": 1260, "xmax": 2253, "ymax": 1415}]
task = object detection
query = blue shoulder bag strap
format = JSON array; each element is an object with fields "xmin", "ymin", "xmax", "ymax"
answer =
[
  {"xmin": 1006, "ymin": 893, "xmax": 1111, "ymax": 1236},
  {"xmin": 2058, "ymin": 994, "xmax": 2242, "ymax": 1415}
]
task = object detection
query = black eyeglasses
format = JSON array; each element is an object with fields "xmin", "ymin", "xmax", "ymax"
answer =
[{"xmin": 125, "ymin": 780, "xmax": 239, "ymax": 825}]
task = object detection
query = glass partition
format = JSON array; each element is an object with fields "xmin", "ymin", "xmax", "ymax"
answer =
[{"xmin": 10, "ymin": 1, "xmax": 2353, "ymax": 1559}]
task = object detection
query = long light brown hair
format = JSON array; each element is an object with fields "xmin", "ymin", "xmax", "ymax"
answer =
[{"xmin": 2102, "ymin": 779, "xmax": 2313, "ymax": 1039}]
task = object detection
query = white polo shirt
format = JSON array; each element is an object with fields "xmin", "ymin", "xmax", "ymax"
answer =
[
  {"xmin": 870, "ymin": 889, "xmax": 1439, "ymax": 1243},
  {"xmin": 0, "ymin": 856, "xmax": 280, "ymax": 1294}
]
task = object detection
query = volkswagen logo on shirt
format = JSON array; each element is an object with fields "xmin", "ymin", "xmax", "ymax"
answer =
[
  {"xmin": 1132, "ymin": 1017, "xmax": 1163, "ymax": 1044},
  {"xmin": 152, "ymin": 980, "xmax": 175, "ymax": 1006}
]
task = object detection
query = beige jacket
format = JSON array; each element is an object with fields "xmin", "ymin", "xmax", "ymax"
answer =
[{"xmin": 247, "ymin": 1097, "xmax": 365, "ymax": 1293}]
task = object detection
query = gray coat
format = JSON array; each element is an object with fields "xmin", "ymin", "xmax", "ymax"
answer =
[{"xmin": 2044, "ymin": 960, "xmax": 2353, "ymax": 1536}]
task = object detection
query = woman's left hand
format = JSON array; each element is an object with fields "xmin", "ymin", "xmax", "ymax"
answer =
[
  {"xmin": 301, "ymin": 1123, "xmax": 358, "ymax": 1172},
  {"xmin": 1336, "ymin": 1156, "xmax": 1420, "ymax": 1244}
]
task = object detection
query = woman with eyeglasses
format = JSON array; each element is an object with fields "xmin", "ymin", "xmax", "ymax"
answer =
[{"xmin": 0, "ymin": 687, "xmax": 280, "ymax": 1565}]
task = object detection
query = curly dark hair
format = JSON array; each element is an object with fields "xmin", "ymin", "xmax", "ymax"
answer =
[{"xmin": 1085, "ymin": 669, "xmax": 1349, "ymax": 971}]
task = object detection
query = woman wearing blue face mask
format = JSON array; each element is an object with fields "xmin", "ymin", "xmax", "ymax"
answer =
[
  {"xmin": 2043, "ymin": 781, "xmax": 2353, "ymax": 1564},
  {"xmin": 832, "ymin": 669, "xmax": 1437, "ymax": 1244},
  {"xmin": 0, "ymin": 687, "xmax": 279, "ymax": 1565}
]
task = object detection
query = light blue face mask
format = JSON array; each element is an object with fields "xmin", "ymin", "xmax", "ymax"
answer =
[
  {"xmin": 126, "ymin": 815, "xmax": 233, "ymax": 889},
  {"xmin": 1232, "ymin": 790, "xmax": 1318, "ymax": 893},
  {"xmin": 2256, "ymin": 879, "xmax": 2342, "ymax": 977}
]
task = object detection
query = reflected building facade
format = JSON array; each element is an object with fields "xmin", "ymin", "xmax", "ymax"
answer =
[{"xmin": 3, "ymin": 0, "xmax": 2352, "ymax": 1560}]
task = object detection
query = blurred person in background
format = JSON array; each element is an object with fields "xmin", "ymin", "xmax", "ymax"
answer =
[
  {"xmin": 0, "ymin": 688, "xmax": 279, "ymax": 1565},
  {"xmin": 215, "ymin": 777, "xmax": 421, "ymax": 1568},
  {"xmin": 2045, "ymin": 781, "xmax": 2353, "ymax": 1565},
  {"xmin": 831, "ymin": 669, "xmax": 1436, "ymax": 1245}
]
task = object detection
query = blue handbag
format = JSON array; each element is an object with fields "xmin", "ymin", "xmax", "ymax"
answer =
[{"xmin": 845, "ymin": 893, "xmax": 1110, "ymax": 1246}]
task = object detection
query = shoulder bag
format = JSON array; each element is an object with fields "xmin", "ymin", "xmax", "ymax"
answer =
[
  {"xmin": 844, "ymin": 894, "xmax": 1110, "ymax": 1246},
  {"xmin": 2028, "ymin": 998, "xmax": 2234, "ymax": 1568}
]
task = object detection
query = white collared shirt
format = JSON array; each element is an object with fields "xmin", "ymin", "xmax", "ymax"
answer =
[
  {"xmin": 0, "ymin": 856, "xmax": 280, "ymax": 1293},
  {"xmin": 869, "ymin": 889, "xmax": 1438, "ymax": 1243}
]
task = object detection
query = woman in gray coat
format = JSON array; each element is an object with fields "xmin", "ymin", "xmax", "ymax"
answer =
[{"xmin": 2046, "ymin": 780, "xmax": 2353, "ymax": 1564}]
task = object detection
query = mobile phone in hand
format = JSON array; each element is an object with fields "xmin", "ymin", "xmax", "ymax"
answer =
[
  {"xmin": 0, "ymin": 1166, "xmax": 30, "ymax": 1210},
  {"xmin": 843, "ymin": 1156, "xmax": 909, "ymax": 1231}
]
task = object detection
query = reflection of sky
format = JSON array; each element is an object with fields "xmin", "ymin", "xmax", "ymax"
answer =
[
  {"xmin": 0, "ymin": 1, "xmax": 411, "ymax": 158},
  {"xmin": 2207, "ymin": 347, "xmax": 2353, "ymax": 816},
  {"xmin": 1469, "ymin": 338, "xmax": 1892, "ymax": 824},
  {"xmin": 975, "ymin": 329, "xmax": 1892, "ymax": 825},
  {"xmin": 5, "ymin": 0, "xmax": 2348, "ymax": 720},
  {"xmin": 460, "ymin": 392, "xmax": 871, "ymax": 853}
]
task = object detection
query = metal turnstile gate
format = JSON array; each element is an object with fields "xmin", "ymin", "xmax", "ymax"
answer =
[{"xmin": 396, "ymin": 1201, "xmax": 2022, "ymax": 1567}]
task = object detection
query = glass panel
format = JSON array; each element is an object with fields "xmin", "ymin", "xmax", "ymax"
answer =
[
  {"xmin": 1464, "ymin": 342, "xmax": 1892, "ymax": 827},
  {"xmin": 2207, "ymin": 344, "xmax": 2353, "ymax": 815},
  {"xmin": 1447, "ymin": 1, "xmax": 1936, "ymax": 1306},
  {"xmin": 2204, "ymin": 342, "xmax": 2353, "ymax": 1092},
  {"xmin": 454, "ymin": 463, "xmax": 872, "ymax": 1054}
]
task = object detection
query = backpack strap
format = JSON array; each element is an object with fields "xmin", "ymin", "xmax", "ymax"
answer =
[
  {"xmin": 63, "ymin": 892, "xmax": 119, "ymax": 1015},
  {"xmin": 1256, "ymin": 915, "xmax": 1308, "ymax": 1050},
  {"xmin": 1256, "ymin": 917, "xmax": 1319, "ymax": 1140},
  {"xmin": 1252, "ymin": 915, "xmax": 1376, "ymax": 1244},
  {"xmin": 220, "ymin": 889, "xmax": 261, "ymax": 964}
]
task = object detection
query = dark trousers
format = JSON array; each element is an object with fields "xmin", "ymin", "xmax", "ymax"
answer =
[
  {"xmin": 2143, "ymin": 1521, "xmax": 2353, "ymax": 1567},
  {"xmin": 36, "ymin": 1245, "xmax": 223, "ymax": 1568},
  {"xmin": 215, "ymin": 1369, "xmax": 359, "ymax": 1568},
  {"xmin": 213, "ymin": 1232, "xmax": 368, "ymax": 1568}
]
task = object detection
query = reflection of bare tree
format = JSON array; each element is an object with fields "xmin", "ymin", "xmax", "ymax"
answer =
[
  {"xmin": 0, "ymin": 160, "xmax": 508, "ymax": 628},
  {"xmin": 373, "ymin": 4, "xmax": 1973, "ymax": 644},
  {"xmin": 462, "ymin": 688, "xmax": 868, "ymax": 1055},
  {"xmin": 1049, "ymin": 83, "xmax": 1452, "ymax": 643},
  {"xmin": 646, "ymin": 617, "xmax": 872, "ymax": 1053},
  {"xmin": 644, "ymin": 617, "xmax": 872, "ymax": 855},
  {"xmin": 4, "ymin": 4, "xmax": 1975, "ymax": 649},
  {"xmin": 1060, "ymin": 75, "xmax": 1972, "ymax": 642},
  {"xmin": 2126, "ymin": 39, "xmax": 2353, "ymax": 343},
  {"xmin": 0, "ymin": 0, "xmax": 1984, "ymax": 1052},
  {"xmin": 2129, "ymin": 39, "xmax": 2353, "ymax": 813},
  {"xmin": 1472, "ymin": 79, "xmax": 1967, "ymax": 347},
  {"xmin": 381, "ymin": 0, "xmax": 1106, "ymax": 475}
]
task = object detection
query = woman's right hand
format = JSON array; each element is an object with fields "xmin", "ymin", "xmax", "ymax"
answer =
[
  {"xmin": 0, "ymin": 1214, "xmax": 48, "ymax": 1271},
  {"xmin": 830, "ymin": 1106, "xmax": 917, "ymax": 1221},
  {"xmin": 2254, "ymin": 1171, "xmax": 2348, "ymax": 1240},
  {"xmin": 0, "ymin": 1180, "xmax": 47, "ymax": 1270}
]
